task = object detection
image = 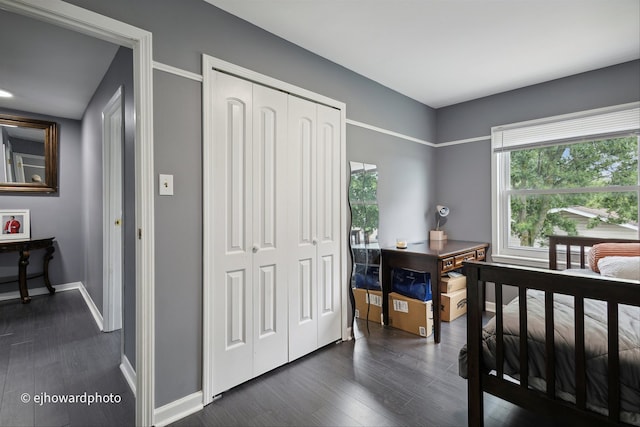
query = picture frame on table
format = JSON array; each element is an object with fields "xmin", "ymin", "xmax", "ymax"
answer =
[{"xmin": 0, "ymin": 209, "xmax": 30, "ymax": 242}]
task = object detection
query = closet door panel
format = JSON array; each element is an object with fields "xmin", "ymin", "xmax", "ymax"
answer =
[
  {"xmin": 211, "ymin": 71, "xmax": 254, "ymax": 394},
  {"xmin": 319, "ymin": 255, "xmax": 334, "ymax": 314},
  {"xmin": 225, "ymin": 270, "xmax": 247, "ymax": 347},
  {"xmin": 297, "ymin": 258, "xmax": 314, "ymax": 321},
  {"xmin": 316, "ymin": 104, "xmax": 342, "ymax": 347},
  {"xmin": 298, "ymin": 117, "xmax": 315, "ymax": 244},
  {"xmin": 227, "ymin": 99, "xmax": 248, "ymax": 252},
  {"xmin": 254, "ymin": 107, "xmax": 276, "ymax": 249},
  {"xmin": 318, "ymin": 122, "xmax": 335, "ymax": 243},
  {"xmin": 257, "ymin": 265, "xmax": 277, "ymax": 335},
  {"xmin": 252, "ymin": 84, "xmax": 289, "ymax": 376},
  {"xmin": 288, "ymin": 95, "xmax": 318, "ymax": 361}
]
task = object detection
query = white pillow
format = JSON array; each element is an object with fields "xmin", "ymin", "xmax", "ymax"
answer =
[{"xmin": 597, "ymin": 256, "xmax": 640, "ymax": 281}]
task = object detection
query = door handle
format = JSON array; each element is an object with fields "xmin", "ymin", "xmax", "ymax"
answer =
[
  {"xmin": 115, "ymin": 219, "xmax": 122, "ymax": 226},
  {"xmin": 312, "ymin": 239, "xmax": 318, "ymax": 246},
  {"xmin": 252, "ymin": 245, "xmax": 259, "ymax": 253}
]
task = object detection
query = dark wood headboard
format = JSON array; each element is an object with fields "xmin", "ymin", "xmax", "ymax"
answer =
[{"xmin": 548, "ymin": 235, "xmax": 640, "ymax": 270}]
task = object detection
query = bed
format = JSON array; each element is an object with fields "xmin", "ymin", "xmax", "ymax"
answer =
[{"xmin": 460, "ymin": 235, "xmax": 640, "ymax": 427}]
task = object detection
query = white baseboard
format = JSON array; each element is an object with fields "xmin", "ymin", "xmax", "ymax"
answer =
[
  {"xmin": 120, "ymin": 354, "xmax": 137, "ymax": 397},
  {"xmin": 75, "ymin": 282, "xmax": 104, "ymax": 331},
  {"xmin": 0, "ymin": 281, "xmax": 78, "ymax": 301},
  {"xmin": 154, "ymin": 391, "xmax": 204, "ymax": 427}
]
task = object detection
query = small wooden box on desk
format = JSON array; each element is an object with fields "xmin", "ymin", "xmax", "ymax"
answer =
[{"xmin": 380, "ymin": 239, "xmax": 489, "ymax": 343}]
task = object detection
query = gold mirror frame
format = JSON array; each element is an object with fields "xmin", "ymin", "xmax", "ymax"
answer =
[{"xmin": 0, "ymin": 114, "xmax": 58, "ymax": 193}]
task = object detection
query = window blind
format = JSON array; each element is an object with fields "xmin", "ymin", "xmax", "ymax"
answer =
[{"xmin": 492, "ymin": 104, "xmax": 640, "ymax": 152}]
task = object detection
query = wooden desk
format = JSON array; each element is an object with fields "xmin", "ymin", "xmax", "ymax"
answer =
[
  {"xmin": 381, "ymin": 240, "xmax": 488, "ymax": 343},
  {"xmin": 0, "ymin": 237, "xmax": 56, "ymax": 303}
]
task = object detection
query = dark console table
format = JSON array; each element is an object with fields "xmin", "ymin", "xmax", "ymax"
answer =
[
  {"xmin": 381, "ymin": 239, "xmax": 489, "ymax": 343},
  {"xmin": 0, "ymin": 237, "xmax": 56, "ymax": 303}
]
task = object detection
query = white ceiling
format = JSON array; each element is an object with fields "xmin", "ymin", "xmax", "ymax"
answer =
[
  {"xmin": 0, "ymin": 9, "xmax": 119, "ymax": 120},
  {"xmin": 0, "ymin": 1, "xmax": 637, "ymax": 119},
  {"xmin": 2, "ymin": 126, "xmax": 44, "ymax": 143},
  {"xmin": 204, "ymin": 0, "xmax": 640, "ymax": 108}
]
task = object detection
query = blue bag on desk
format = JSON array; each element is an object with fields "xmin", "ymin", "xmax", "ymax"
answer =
[{"xmin": 392, "ymin": 268, "xmax": 431, "ymax": 301}]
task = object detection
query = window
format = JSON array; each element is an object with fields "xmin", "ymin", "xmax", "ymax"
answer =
[{"xmin": 492, "ymin": 103, "xmax": 640, "ymax": 265}]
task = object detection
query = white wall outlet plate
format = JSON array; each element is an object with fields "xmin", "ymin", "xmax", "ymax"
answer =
[{"xmin": 159, "ymin": 174, "xmax": 174, "ymax": 196}]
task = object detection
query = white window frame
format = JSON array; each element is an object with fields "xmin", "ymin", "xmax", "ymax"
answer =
[{"xmin": 491, "ymin": 102, "xmax": 640, "ymax": 267}]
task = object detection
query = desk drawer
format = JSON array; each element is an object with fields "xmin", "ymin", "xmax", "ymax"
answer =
[
  {"xmin": 441, "ymin": 257, "xmax": 455, "ymax": 273},
  {"xmin": 454, "ymin": 251, "xmax": 477, "ymax": 268}
]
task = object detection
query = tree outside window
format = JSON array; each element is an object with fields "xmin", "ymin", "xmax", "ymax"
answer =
[{"xmin": 507, "ymin": 135, "xmax": 638, "ymax": 248}]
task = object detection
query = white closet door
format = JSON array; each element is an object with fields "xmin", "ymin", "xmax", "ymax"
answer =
[
  {"xmin": 251, "ymin": 84, "xmax": 289, "ymax": 377},
  {"xmin": 315, "ymin": 104, "xmax": 342, "ymax": 348},
  {"xmin": 210, "ymin": 72, "xmax": 290, "ymax": 394},
  {"xmin": 288, "ymin": 97, "xmax": 342, "ymax": 360},
  {"xmin": 204, "ymin": 57, "xmax": 346, "ymax": 403},
  {"xmin": 288, "ymin": 95, "xmax": 319, "ymax": 361},
  {"xmin": 211, "ymin": 72, "xmax": 254, "ymax": 394}
]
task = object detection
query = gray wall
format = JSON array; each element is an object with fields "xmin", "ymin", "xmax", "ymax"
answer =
[
  {"xmin": 68, "ymin": 0, "xmax": 436, "ymax": 143},
  {"xmin": 66, "ymin": 0, "xmax": 437, "ymax": 407},
  {"xmin": 153, "ymin": 69, "xmax": 203, "ymax": 403},
  {"xmin": 346, "ymin": 126, "xmax": 436, "ymax": 247},
  {"xmin": 434, "ymin": 60, "xmax": 640, "ymax": 244},
  {"xmin": 81, "ymin": 46, "xmax": 136, "ymax": 366},
  {"xmin": 0, "ymin": 108, "xmax": 84, "ymax": 292},
  {"xmin": 3, "ymin": 137, "xmax": 42, "ymax": 156},
  {"xmin": 431, "ymin": 140, "xmax": 492, "ymax": 242},
  {"xmin": 436, "ymin": 60, "xmax": 640, "ymax": 144},
  {"xmin": 434, "ymin": 60, "xmax": 640, "ymax": 302}
]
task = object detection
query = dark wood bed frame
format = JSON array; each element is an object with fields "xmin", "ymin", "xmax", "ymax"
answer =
[{"xmin": 464, "ymin": 235, "xmax": 640, "ymax": 427}]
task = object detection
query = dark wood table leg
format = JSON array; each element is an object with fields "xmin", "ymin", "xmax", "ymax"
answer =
[
  {"xmin": 43, "ymin": 245, "xmax": 56, "ymax": 295},
  {"xmin": 433, "ymin": 270, "xmax": 441, "ymax": 344},
  {"xmin": 426, "ymin": 260, "xmax": 441, "ymax": 344},
  {"xmin": 18, "ymin": 249, "xmax": 31, "ymax": 304},
  {"xmin": 381, "ymin": 256, "xmax": 391, "ymax": 325}
]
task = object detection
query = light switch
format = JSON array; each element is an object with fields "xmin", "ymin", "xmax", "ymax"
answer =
[{"xmin": 159, "ymin": 174, "xmax": 174, "ymax": 196}]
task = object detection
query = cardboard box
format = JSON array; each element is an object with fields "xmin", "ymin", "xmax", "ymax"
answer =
[
  {"xmin": 387, "ymin": 292, "xmax": 433, "ymax": 337},
  {"xmin": 441, "ymin": 288, "xmax": 467, "ymax": 321},
  {"xmin": 353, "ymin": 288, "xmax": 383, "ymax": 324},
  {"xmin": 440, "ymin": 275, "xmax": 466, "ymax": 294}
]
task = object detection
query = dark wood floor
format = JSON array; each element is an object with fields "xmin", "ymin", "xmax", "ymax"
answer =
[
  {"xmin": 0, "ymin": 290, "xmax": 135, "ymax": 427},
  {"xmin": 172, "ymin": 316, "xmax": 561, "ymax": 427},
  {"xmin": 0, "ymin": 291, "xmax": 563, "ymax": 427}
]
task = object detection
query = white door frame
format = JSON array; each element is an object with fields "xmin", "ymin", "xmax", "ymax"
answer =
[
  {"xmin": 202, "ymin": 54, "xmax": 348, "ymax": 406},
  {"xmin": 0, "ymin": 1, "xmax": 156, "ymax": 425},
  {"xmin": 102, "ymin": 86, "xmax": 124, "ymax": 333}
]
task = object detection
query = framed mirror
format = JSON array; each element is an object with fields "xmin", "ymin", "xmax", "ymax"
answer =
[{"xmin": 0, "ymin": 114, "xmax": 58, "ymax": 193}]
